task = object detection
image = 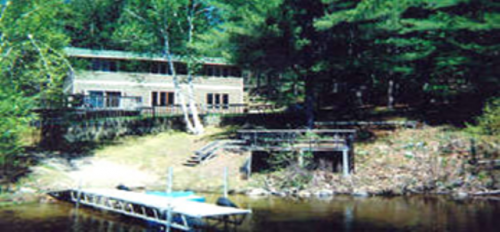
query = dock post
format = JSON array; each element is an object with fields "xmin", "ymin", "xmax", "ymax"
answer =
[
  {"xmin": 247, "ymin": 153, "xmax": 252, "ymax": 179},
  {"xmin": 76, "ymin": 179, "xmax": 82, "ymax": 208},
  {"xmin": 223, "ymin": 167, "xmax": 228, "ymax": 198},
  {"xmin": 166, "ymin": 205, "xmax": 172, "ymax": 232},
  {"xmin": 342, "ymin": 147, "xmax": 350, "ymax": 177},
  {"xmin": 167, "ymin": 167, "xmax": 173, "ymax": 194}
]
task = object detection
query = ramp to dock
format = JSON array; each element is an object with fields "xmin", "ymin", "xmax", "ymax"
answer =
[{"xmin": 49, "ymin": 188, "xmax": 251, "ymax": 231}]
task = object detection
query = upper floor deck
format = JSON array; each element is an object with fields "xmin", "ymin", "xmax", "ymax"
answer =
[{"xmin": 66, "ymin": 47, "xmax": 243, "ymax": 79}]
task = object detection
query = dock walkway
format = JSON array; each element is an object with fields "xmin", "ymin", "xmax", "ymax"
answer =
[{"xmin": 49, "ymin": 188, "xmax": 251, "ymax": 231}]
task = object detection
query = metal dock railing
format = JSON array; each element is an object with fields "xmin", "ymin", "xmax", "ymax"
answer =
[{"xmin": 49, "ymin": 188, "xmax": 251, "ymax": 231}]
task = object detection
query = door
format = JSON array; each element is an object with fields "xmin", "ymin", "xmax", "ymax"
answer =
[{"xmin": 88, "ymin": 91, "xmax": 104, "ymax": 108}]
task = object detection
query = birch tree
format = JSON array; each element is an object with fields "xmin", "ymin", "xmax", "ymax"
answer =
[{"xmin": 115, "ymin": 0, "xmax": 211, "ymax": 134}]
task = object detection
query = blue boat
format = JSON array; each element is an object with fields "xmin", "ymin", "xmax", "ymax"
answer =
[{"xmin": 145, "ymin": 191, "xmax": 206, "ymax": 202}]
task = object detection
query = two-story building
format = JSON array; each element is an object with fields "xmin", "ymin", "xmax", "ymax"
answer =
[{"xmin": 64, "ymin": 47, "xmax": 244, "ymax": 111}]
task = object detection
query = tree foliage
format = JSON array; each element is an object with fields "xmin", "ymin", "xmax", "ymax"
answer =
[
  {"xmin": 63, "ymin": 0, "xmax": 127, "ymax": 49},
  {"xmin": 0, "ymin": 0, "xmax": 68, "ymax": 167},
  {"xmin": 211, "ymin": 0, "xmax": 499, "ymax": 125}
]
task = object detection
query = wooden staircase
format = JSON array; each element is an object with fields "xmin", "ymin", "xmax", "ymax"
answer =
[{"xmin": 184, "ymin": 140, "xmax": 247, "ymax": 167}]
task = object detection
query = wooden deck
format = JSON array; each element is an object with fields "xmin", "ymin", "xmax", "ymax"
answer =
[{"xmin": 237, "ymin": 129, "xmax": 356, "ymax": 176}]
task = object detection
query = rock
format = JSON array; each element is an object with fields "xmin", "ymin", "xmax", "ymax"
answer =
[
  {"xmin": 298, "ymin": 190, "xmax": 311, "ymax": 198},
  {"xmin": 315, "ymin": 189, "xmax": 334, "ymax": 198},
  {"xmin": 450, "ymin": 179, "xmax": 464, "ymax": 188},
  {"xmin": 271, "ymin": 191, "xmax": 287, "ymax": 197},
  {"xmin": 19, "ymin": 187, "xmax": 36, "ymax": 194},
  {"xmin": 454, "ymin": 191, "xmax": 469, "ymax": 199},
  {"xmin": 246, "ymin": 188, "xmax": 269, "ymax": 197},
  {"xmin": 352, "ymin": 190, "xmax": 370, "ymax": 198}
]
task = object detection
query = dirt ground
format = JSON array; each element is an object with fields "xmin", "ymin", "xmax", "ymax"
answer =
[{"xmin": 19, "ymin": 127, "xmax": 251, "ymax": 194}]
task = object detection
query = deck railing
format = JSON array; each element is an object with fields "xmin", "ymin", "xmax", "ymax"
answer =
[
  {"xmin": 237, "ymin": 129, "xmax": 356, "ymax": 151},
  {"xmin": 142, "ymin": 103, "xmax": 250, "ymax": 117},
  {"xmin": 315, "ymin": 121, "xmax": 419, "ymax": 129},
  {"xmin": 68, "ymin": 94, "xmax": 143, "ymax": 110}
]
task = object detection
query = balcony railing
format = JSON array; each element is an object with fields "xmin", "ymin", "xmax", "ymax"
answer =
[
  {"xmin": 68, "ymin": 94, "xmax": 143, "ymax": 110},
  {"xmin": 142, "ymin": 103, "xmax": 249, "ymax": 117}
]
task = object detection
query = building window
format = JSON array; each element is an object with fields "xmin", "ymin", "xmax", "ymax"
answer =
[
  {"xmin": 152, "ymin": 91, "xmax": 174, "ymax": 106},
  {"xmin": 91, "ymin": 59, "xmax": 117, "ymax": 72},
  {"xmin": 160, "ymin": 92, "xmax": 167, "ymax": 106},
  {"xmin": 87, "ymin": 91, "xmax": 104, "ymax": 108},
  {"xmin": 168, "ymin": 92, "xmax": 174, "ymax": 105},
  {"xmin": 151, "ymin": 92, "xmax": 158, "ymax": 106},
  {"xmin": 207, "ymin": 93, "xmax": 213, "ymax": 106},
  {"xmin": 106, "ymin": 91, "xmax": 121, "ymax": 107},
  {"xmin": 222, "ymin": 68, "xmax": 229, "ymax": 77},
  {"xmin": 207, "ymin": 93, "xmax": 229, "ymax": 109},
  {"xmin": 222, "ymin": 94, "xmax": 229, "ymax": 109},
  {"xmin": 176, "ymin": 63, "xmax": 187, "ymax": 75}
]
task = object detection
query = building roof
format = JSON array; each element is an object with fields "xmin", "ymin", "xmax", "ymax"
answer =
[{"xmin": 65, "ymin": 47, "xmax": 230, "ymax": 66}]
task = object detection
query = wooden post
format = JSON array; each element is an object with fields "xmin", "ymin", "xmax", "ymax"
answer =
[
  {"xmin": 348, "ymin": 134, "xmax": 355, "ymax": 173},
  {"xmin": 76, "ymin": 179, "xmax": 82, "ymax": 208},
  {"xmin": 167, "ymin": 167, "xmax": 173, "ymax": 194},
  {"xmin": 343, "ymin": 147, "xmax": 350, "ymax": 177}
]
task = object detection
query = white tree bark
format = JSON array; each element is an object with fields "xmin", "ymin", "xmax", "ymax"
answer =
[
  {"xmin": 185, "ymin": 0, "xmax": 204, "ymax": 134},
  {"xmin": 164, "ymin": 36, "xmax": 195, "ymax": 133}
]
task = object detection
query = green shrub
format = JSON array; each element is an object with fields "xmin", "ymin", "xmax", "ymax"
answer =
[{"xmin": 468, "ymin": 98, "xmax": 500, "ymax": 136}]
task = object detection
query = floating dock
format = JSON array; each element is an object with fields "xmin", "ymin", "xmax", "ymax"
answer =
[{"xmin": 49, "ymin": 188, "xmax": 251, "ymax": 231}]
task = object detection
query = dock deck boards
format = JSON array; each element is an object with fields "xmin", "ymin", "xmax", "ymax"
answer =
[{"xmin": 81, "ymin": 188, "xmax": 251, "ymax": 218}]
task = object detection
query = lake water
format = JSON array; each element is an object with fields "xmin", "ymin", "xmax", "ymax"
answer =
[{"xmin": 1, "ymin": 194, "xmax": 499, "ymax": 231}]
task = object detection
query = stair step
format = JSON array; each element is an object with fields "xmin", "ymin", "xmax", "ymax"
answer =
[{"xmin": 183, "ymin": 163, "xmax": 198, "ymax": 167}]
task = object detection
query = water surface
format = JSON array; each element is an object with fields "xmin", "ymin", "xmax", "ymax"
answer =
[{"xmin": 1, "ymin": 194, "xmax": 498, "ymax": 231}]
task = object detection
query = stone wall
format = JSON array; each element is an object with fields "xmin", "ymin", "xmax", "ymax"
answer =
[{"xmin": 40, "ymin": 115, "xmax": 185, "ymax": 150}]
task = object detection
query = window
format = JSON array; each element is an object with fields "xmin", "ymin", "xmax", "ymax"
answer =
[
  {"xmin": 152, "ymin": 91, "xmax": 174, "ymax": 106},
  {"xmin": 176, "ymin": 63, "xmax": 187, "ymax": 75},
  {"xmin": 151, "ymin": 92, "xmax": 158, "ymax": 106},
  {"xmin": 168, "ymin": 92, "xmax": 174, "ymax": 105},
  {"xmin": 160, "ymin": 63, "xmax": 168, "ymax": 74},
  {"xmin": 87, "ymin": 91, "xmax": 104, "ymax": 108},
  {"xmin": 215, "ymin": 93, "xmax": 221, "ymax": 108},
  {"xmin": 160, "ymin": 92, "xmax": 167, "ymax": 106},
  {"xmin": 109, "ymin": 60, "xmax": 117, "ymax": 72},
  {"xmin": 207, "ymin": 93, "xmax": 213, "ymax": 106},
  {"xmin": 207, "ymin": 93, "xmax": 229, "ymax": 109},
  {"xmin": 213, "ymin": 67, "xmax": 220, "ymax": 77},
  {"xmin": 92, "ymin": 59, "xmax": 100, "ymax": 71},
  {"xmin": 222, "ymin": 94, "xmax": 229, "ymax": 109},
  {"xmin": 106, "ymin": 91, "xmax": 121, "ymax": 107},
  {"xmin": 91, "ymin": 59, "xmax": 117, "ymax": 72},
  {"xmin": 150, "ymin": 62, "xmax": 169, "ymax": 74}
]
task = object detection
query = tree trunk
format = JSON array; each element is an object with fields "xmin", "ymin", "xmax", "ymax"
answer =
[
  {"xmin": 187, "ymin": 75, "xmax": 204, "ymax": 134},
  {"xmin": 305, "ymin": 76, "xmax": 315, "ymax": 128},
  {"xmin": 186, "ymin": 1, "xmax": 204, "ymax": 134},
  {"xmin": 164, "ymin": 36, "xmax": 195, "ymax": 133},
  {"xmin": 388, "ymin": 79, "xmax": 394, "ymax": 109}
]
